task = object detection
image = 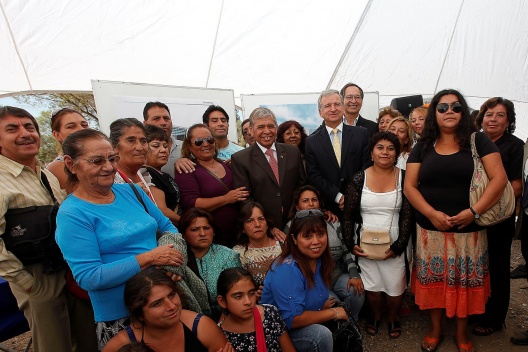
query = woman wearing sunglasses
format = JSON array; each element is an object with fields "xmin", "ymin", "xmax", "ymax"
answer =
[
  {"xmin": 405, "ymin": 89, "xmax": 508, "ymax": 352},
  {"xmin": 174, "ymin": 124, "xmax": 249, "ymax": 248},
  {"xmin": 261, "ymin": 210, "xmax": 348, "ymax": 351},
  {"xmin": 56, "ymin": 129, "xmax": 186, "ymax": 350},
  {"xmin": 285, "ymin": 185, "xmax": 365, "ymax": 321}
]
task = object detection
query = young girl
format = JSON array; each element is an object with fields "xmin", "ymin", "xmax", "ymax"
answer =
[{"xmin": 217, "ymin": 268, "xmax": 295, "ymax": 352}]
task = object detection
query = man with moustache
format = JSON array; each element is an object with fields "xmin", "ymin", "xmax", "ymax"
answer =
[
  {"xmin": 231, "ymin": 107, "xmax": 305, "ymax": 229},
  {"xmin": 0, "ymin": 106, "xmax": 74, "ymax": 351},
  {"xmin": 305, "ymin": 89, "xmax": 370, "ymax": 217},
  {"xmin": 341, "ymin": 83, "xmax": 378, "ymax": 136},
  {"xmin": 202, "ymin": 105, "xmax": 243, "ymax": 161}
]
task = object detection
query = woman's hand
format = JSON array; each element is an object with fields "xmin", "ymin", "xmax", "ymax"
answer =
[
  {"xmin": 323, "ymin": 210, "xmax": 339, "ymax": 223},
  {"xmin": 216, "ymin": 342, "xmax": 234, "ymax": 352},
  {"xmin": 447, "ymin": 209, "xmax": 475, "ymax": 230},
  {"xmin": 271, "ymin": 227, "xmax": 287, "ymax": 243},
  {"xmin": 322, "ymin": 297, "xmax": 338, "ymax": 310},
  {"xmin": 352, "ymin": 245, "xmax": 368, "ymax": 257},
  {"xmin": 256, "ymin": 285, "xmax": 263, "ymax": 302},
  {"xmin": 383, "ymin": 249, "xmax": 397, "ymax": 260},
  {"xmin": 347, "ymin": 277, "xmax": 364, "ymax": 296},
  {"xmin": 143, "ymin": 244, "xmax": 184, "ymax": 267},
  {"xmin": 428, "ymin": 210, "xmax": 453, "ymax": 231},
  {"xmin": 224, "ymin": 187, "xmax": 249, "ymax": 204},
  {"xmin": 333, "ymin": 306, "xmax": 349, "ymax": 321}
]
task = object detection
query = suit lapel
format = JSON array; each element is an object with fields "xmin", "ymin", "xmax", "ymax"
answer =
[
  {"xmin": 252, "ymin": 144, "xmax": 279, "ymax": 186},
  {"xmin": 320, "ymin": 128, "xmax": 340, "ymax": 169}
]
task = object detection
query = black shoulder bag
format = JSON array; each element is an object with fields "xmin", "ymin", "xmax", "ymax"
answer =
[
  {"xmin": 3, "ymin": 172, "xmax": 66, "ymax": 273},
  {"xmin": 323, "ymin": 303, "xmax": 363, "ymax": 352}
]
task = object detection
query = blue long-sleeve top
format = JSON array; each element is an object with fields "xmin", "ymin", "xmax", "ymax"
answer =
[
  {"xmin": 56, "ymin": 184, "xmax": 178, "ymax": 322},
  {"xmin": 261, "ymin": 255, "xmax": 329, "ymax": 329}
]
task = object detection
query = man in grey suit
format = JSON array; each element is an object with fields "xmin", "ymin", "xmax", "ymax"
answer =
[
  {"xmin": 231, "ymin": 107, "xmax": 306, "ymax": 229},
  {"xmin": 341, "ymin": 83, "xmax": 378, "ymax": 137},
  {"xmin": 305, "ymin": 89, "xmax": 370, "ymax": 217}
]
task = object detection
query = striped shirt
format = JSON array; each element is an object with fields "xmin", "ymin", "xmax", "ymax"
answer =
[{"xmin": 0, "ymin": 155, "xmax": 66, "ymax": 290}]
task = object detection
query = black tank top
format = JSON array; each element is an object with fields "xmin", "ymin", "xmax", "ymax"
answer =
[{"xmin": 124, "ymin": 314, "xmax": 207, "ymax": 351}]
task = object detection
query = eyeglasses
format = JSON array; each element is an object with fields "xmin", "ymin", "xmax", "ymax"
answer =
[
  {"xmin": 293, "ymin": 209, "xmax": 324, "ymax": 220},
  {"xmin": 437, "ymin": 102, "xmax": 463, "ymax": 114},
  {"xmin": 80, "ymin": 155, "xmax": 121, "ymax": 166},
  {"xmin": 192, "ymin": 137, "xmax": 215, "ymax": 147}
]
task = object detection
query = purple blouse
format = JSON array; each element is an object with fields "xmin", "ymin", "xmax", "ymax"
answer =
[{"xmin": 174, "ymin": 162, "xmax": 238, "ymax": 247}]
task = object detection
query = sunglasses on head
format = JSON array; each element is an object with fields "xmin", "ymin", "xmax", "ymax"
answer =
[
  {"xmin": 437, "ymin": 102, "xmax": 463, "ymax": 114},
  {"xmin": 192, "ymin": 137, "xmax": 215, "ymax": 147},
  {"xmin": 293, "ymin": 209, "xmax": 324, "ymax": 220},
  {"xmin": 80, "ymin": 155, "xmax": 121, "ymax": 166}
]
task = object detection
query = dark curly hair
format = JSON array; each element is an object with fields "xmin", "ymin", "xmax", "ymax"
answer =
[
  {"xmin": 368, "ymin": 131, "xmax": 401, "ymax": 165},
  {"xmin": 475, "ymin": 97, "xmax": 516, "ymax": 134},
  {"xmin": 276, "ymin": 120, "xmax": 308, "ymax": 155},
  {"xmin": 421, "ymin": 89, "xmax": 476, "ymax": 156}
]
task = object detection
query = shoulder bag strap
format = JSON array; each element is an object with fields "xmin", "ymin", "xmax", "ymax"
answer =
[
  {"xmin": 196, "ymin": 163, "xmax": 230, "ymax": 192},
  {"xmin": 253, "ymin": 306, "xmax": 267, "ymax": 352},
  {"xmin": 40, "ymin": 171, "xmax": 57, "ymax": 203},
  {"xmin": 192, "ymin": 313, "xmax": 203, "ymax": 335},
  {"xmin": 129, "ymin": 183, "xmax": 149, "ymax": 213}
]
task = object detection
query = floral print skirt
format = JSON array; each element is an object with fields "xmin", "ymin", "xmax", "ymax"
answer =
[{"xmin": 411, "ymin": 224, "xmax": 490, "ymax": 318}]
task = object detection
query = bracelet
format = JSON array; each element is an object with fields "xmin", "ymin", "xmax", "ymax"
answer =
[{"xmin": 330, "ymin": 307, "xmax": 339, "ymax": 320}]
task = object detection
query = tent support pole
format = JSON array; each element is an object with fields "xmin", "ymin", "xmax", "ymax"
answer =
[{"xmin": 206, "ymin": 0, "xmax": 225, "ymax": 88}]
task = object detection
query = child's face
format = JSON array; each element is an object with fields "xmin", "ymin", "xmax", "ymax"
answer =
[{"xmin": 219, "ymin": 278, "xmax": 257, "ymax": 319}]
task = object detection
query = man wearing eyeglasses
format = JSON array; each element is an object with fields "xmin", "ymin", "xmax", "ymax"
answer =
[
  {"xmin": 202, "ymin": 105, "xmax": 243, "ymax": 162},
  {"xmin": 305, "ymin": 90, "xmax": 370, "ymax": 218},
  {"xmin": 143, "ymin": 101, "xmax": 185, "ymax": 178},
  {"xmin": 231, "ymin": 107, "xmax": 306, "ymax": 229},
  {"xmin": 0, "ymin": 106, "xmax": 75, "ymax": 351},
  {"xmin": 340, "ymin": 83, "xmax": 378, "ymax": 137}
]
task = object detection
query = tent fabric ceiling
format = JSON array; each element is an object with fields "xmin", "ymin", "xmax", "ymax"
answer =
[{"xmin": 1, "ymin": 0, "xmax": 527, "ymax": 139}]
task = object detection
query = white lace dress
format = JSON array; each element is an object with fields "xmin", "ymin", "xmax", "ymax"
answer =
[{"xmin": 357, "ymin": 171, "xmax": 406, "ymax": 296}]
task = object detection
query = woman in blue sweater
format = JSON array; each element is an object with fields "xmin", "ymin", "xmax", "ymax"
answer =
[{"xmin": 55, "ymin": 129, "xmax": 185, "ymax": 351}]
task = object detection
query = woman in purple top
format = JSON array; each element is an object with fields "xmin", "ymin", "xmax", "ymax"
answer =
[{"xmin": 174, "ymin": 124, "xmax": 249, "ymax": 247}]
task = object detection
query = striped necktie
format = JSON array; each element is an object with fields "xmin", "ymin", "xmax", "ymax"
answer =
[{"xmin": 265, "ymin": 149, "xmax": 280, "ymax": 185}]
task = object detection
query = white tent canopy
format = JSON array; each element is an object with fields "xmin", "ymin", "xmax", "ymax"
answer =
[{"xmin": 1, "ymin": 0, "xmax": 527, "ymax": 139}]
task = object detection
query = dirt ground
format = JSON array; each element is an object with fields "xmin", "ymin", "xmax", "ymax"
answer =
[{"xmin": 2, "ymin": 241, "xmax": 527, "ymax": 352}]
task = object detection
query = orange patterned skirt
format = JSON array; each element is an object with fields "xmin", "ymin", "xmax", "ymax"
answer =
[{"xmin": 411, "ymin": 224, "xmax": 490, "ymax": 318}]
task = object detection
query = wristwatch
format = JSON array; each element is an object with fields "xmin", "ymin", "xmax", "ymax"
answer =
[{"xmin": 469, "ymin": 207, "xmax": 480, "ymax": 219}]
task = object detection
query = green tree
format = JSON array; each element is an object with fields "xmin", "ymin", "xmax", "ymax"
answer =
[
  {"xmin": 14, "ymin": 93, "xmax": 98, "ymax": 126},
  {"xmin": 36, "ymin": 110, "xmax": 60, "ymax": 164}
]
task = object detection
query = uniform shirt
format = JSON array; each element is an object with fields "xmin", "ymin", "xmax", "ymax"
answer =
[{"xmin": 0, "ymin": 155, "xmax": 66, "ymax": 290}]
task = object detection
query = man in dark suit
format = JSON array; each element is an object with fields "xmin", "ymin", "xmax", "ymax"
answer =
[
  {"xmin": 305, "ymin": 89, "xmax": 370, "ymax": 217},
  {"xmin": 340, "ymin": 83, "xmax": 378, "ymax": 137},
  {"xmin": 231, "ymin": 107, "xmax": 306, "ymax": 229}
]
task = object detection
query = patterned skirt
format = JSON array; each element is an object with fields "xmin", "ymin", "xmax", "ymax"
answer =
[{"xmin": 411, "ymin": 224, "xmax": 490, "ymax": 318}]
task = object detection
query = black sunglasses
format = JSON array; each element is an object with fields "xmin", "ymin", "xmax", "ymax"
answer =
[
  {"xmin": 437, "ymin": 102, "xmax": 463, "ymax": 114},
  {"xmin": 293, "ymin": 209, "xmax": 324, "ymax": 220},
  {"xmin": 193, "ymin": 137, "xmax": 215, "ymax": 147}
]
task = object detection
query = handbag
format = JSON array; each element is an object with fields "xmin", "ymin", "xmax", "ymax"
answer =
[
  {"xmin": 360, "ymin": 227, "xmax": 392, "ymax": 260},
  {"xmin": 359, "ymin": 168, "xmax": 398, "ymax": 260},
  {"xmin": 3, "ymin": 172, "xmax": 66, "ymax": 273},
  {"xmin": 469, "ymin": 132, "xmax": 515, "ymax": 226},
  {"xmin": 323, "ymin": 303, "xmax": 363, "ymax": 352}
]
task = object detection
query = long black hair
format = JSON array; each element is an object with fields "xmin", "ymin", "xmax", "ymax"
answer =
[{"xmin": 420, "ymin": 89, "xmax": 476, "ymax": 157}]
